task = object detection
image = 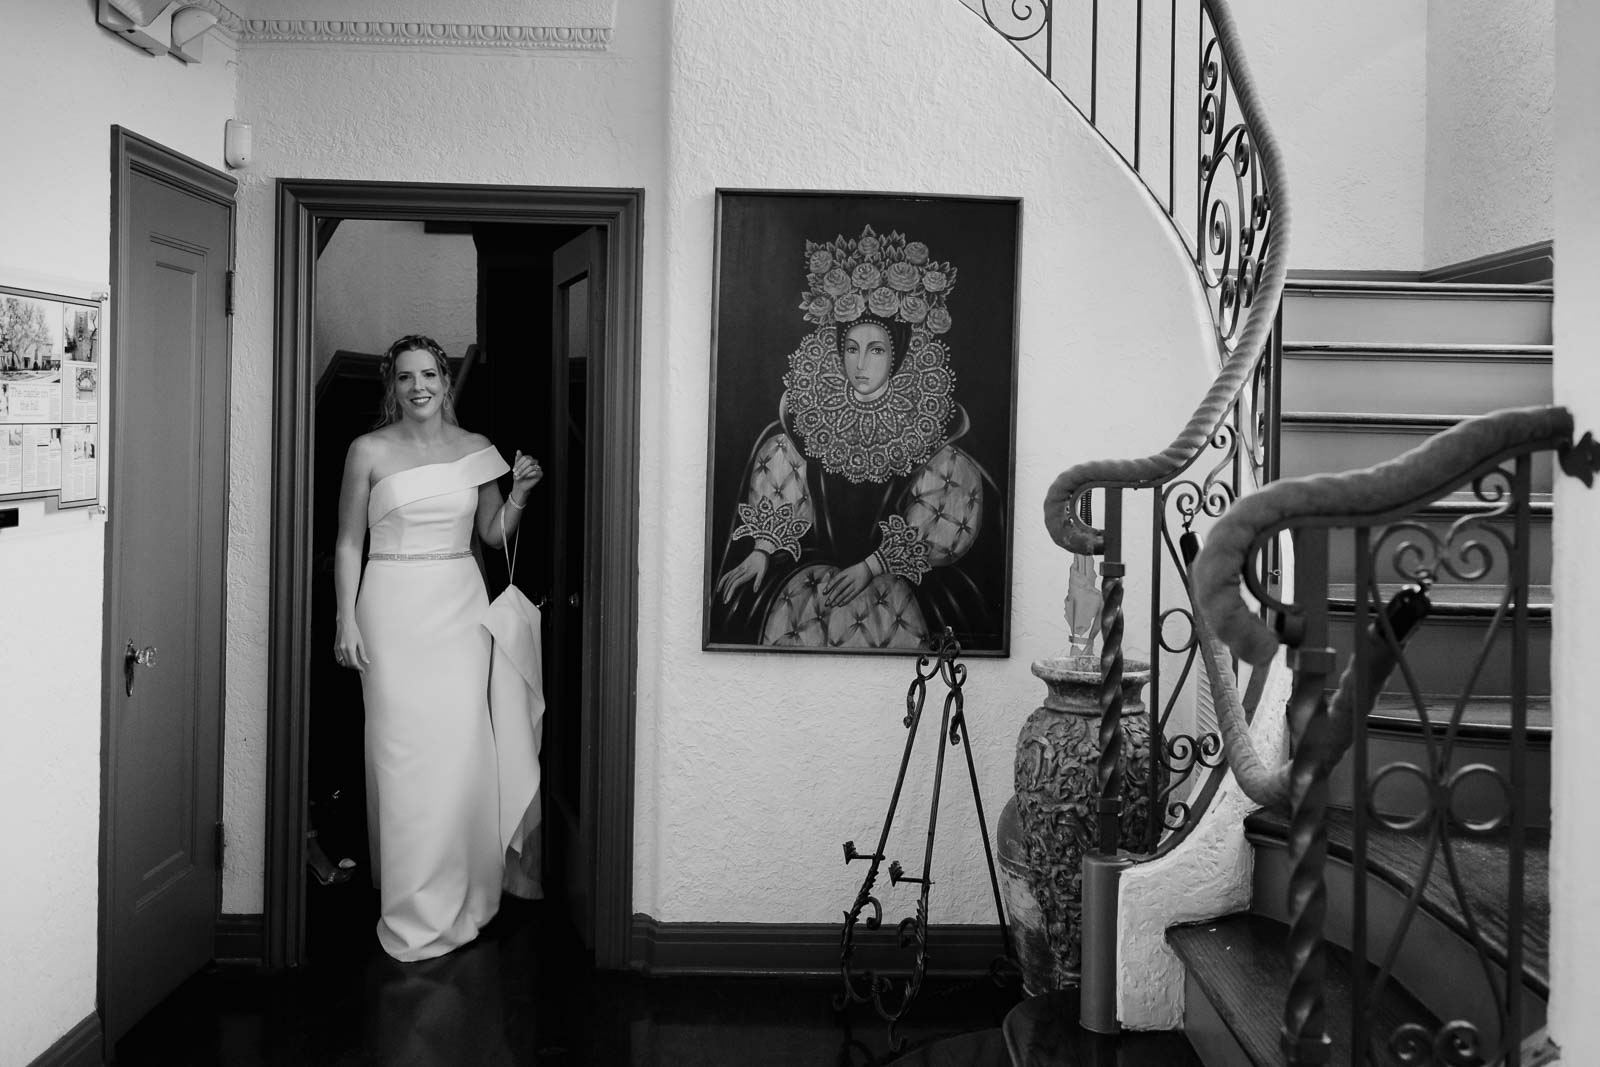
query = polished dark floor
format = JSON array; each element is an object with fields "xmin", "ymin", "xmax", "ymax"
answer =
[{"xmin": 114, "ymin": 888, "xmax": 1199, "ymax": 1067}]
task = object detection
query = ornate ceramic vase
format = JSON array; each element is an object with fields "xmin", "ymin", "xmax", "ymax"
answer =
[{"xmin": 997, "ymin": 654, "xmax": 1155, "ymax": 994}]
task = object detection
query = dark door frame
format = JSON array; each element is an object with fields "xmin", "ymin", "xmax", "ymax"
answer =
[
  {"xmin": 264, "ymin": 180, "xmax": 643, "ymax": 969},
  {"xmin": 104, "ymin": 126, "xmax": 237, "ymax": 1046}
]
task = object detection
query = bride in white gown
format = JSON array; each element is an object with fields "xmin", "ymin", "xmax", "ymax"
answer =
[{"xmin": 332, "ymin": 334, "xmax": 544, "ymax": 962}]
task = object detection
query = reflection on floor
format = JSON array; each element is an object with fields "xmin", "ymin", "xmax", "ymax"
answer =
[{"xmin": 114, "ymin": 894, "xmax": 1199, "ymax": 1066}]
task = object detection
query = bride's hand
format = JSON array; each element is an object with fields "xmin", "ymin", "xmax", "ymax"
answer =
[
  {"xmin": 509, "ymin": 450, "xmax": 543, "ymax": 503},
  {"xmin": 334, "ymin": 619, "xmax": 369, "ymax": 673},
  {"xmin": 716, "ymin": 549, "xmax": 770, "ymax": 603},
  {"xmin": 822, "ymin": 560, "xmax": 873, "ymax": 608}
]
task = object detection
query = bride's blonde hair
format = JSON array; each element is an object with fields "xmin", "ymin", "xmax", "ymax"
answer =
[{"xmin": 375, "ymin": 334, "xmax": 458, "ymax": 428}]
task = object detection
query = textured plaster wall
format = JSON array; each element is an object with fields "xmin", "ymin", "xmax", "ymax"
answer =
[
  {"xmin": 1423, "ymin": 0, "xmax": 1555, "ymax": 270},
  {"xmin": 1117, "ymin": 654, "xmax": 1291, "ymax": 1029},
  {"xmin": 219, "ymin": 0, "xmax": 1219, "ymax": 924},
  {"xmin": 314, "ymin": 220, "xmax": 478, "ymax": 381},
  {"xmin": 657, "ymin": 0, "xmax": 1214, "ymax": 924},
  {"xmin": 0, "ymin": 8, "xmax": 236, "ymax": 1063},
  {"xmin": 1548, "ymin": 0, "xmax": 1600, "ymax": 1049},
  {"xmin": 1227, "ymin": 0, "xmax": 1429, "ymax": 271},
  {"xmin": 224, "ymin": 0, "xmax": 670, "ymax": 912}
]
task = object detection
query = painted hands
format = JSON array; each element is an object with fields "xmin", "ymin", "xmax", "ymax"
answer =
[
  {"xmin": 716, "ymin": 549, "xmax": 770, "ymax": 603},
  {"xmin": 821, "ymin": 560, "xmax": 873, "ymax": 609}
]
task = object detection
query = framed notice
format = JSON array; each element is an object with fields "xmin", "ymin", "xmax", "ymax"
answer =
[
  {"xmin": 0, "ymin": 284, "xmax": 104, "ymax": 507},
  {"xmin": 702, "ymin": 190, "xmax": 1021, "ymax": 656}
]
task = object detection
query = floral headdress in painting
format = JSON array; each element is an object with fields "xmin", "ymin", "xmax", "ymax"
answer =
[
  {"xmin": 783, "ymin": 225, "xmax": 959, "ymax": 483},
  {"xmin": 797, "ymin": 225, "xmax": 958, "ymax": 334}
]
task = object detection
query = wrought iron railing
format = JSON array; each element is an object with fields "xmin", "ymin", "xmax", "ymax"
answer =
[
  {"xmin": 1192, "ymin": 406, "xmax": 1600, "ymax": 1065},
  {"xmin": 967, "ymin": 0, "xmax": 1289, "ymax": 865}
]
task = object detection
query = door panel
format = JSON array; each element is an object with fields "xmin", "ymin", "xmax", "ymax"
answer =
[
  {"xmin": 106, "ymin": 152, "xmax": 231, "ymax": 1042},
  {"xmin": 549, "ymin": 229, "xmax": 604, "ymax": 944}
]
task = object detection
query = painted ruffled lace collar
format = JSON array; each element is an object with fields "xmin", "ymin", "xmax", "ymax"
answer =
[{"xmin": 784, "ymin": 327, "xmax": 955, "ymax": 484}]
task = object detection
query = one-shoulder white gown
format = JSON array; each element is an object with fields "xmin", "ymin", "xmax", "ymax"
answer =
[{"xmin": 357, "ymin": 445, "xmax": 510, "ymax": 962}]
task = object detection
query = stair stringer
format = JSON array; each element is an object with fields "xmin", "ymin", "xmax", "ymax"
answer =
[{"xmin": 1114, "ymin": 649, "xmax": 1293, "ymax": 1030}]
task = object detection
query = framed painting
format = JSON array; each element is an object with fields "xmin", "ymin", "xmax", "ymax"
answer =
[{"xmin": 703, "ymin": 190, "xmax": 1020, "ymax": 656}]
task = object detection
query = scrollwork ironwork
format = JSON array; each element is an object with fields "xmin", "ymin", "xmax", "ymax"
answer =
[
  {"xmin": 1199, "ymin": 26, "xmax": 1274, "ymax": 351},
  {"xmin": 836, "ymin": 629, "xmax": 1012, "ymax": 1050}
]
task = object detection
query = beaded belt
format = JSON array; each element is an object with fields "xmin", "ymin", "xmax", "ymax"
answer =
[{"xmin": 367, "ymin": 550, "xmax": 473, "ymax": 561}]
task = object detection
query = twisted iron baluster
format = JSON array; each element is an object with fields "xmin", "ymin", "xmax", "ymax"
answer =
[
  {"xmin": 1097, "ymin": 490, "xmax": 1126, "ymax": 855},
  {"xmin": 1281, "ymin": 530, "xmax": 1332, "ymax": 1066}
]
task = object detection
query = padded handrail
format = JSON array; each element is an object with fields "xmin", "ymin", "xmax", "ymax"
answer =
[
  {"xmin": 1187, "ymin": 404, "xmax": 1586, "ymax": 803},
  {"xmin": 1193, "ymin": 405, "xmax": 1577, "ymax": 667},
  {"xmin": 1042, "ymin": 0, "xmax": 1293, "ymax": 556}
]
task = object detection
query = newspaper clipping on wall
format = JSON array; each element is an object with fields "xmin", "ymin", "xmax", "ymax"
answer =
[{"xmin": 0, "ymin": 286, "xmax": 101, "ymax": 504}]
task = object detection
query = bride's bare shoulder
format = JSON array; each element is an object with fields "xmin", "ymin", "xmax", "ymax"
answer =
[{"xmin": 345, "ymin": 430, "xmax": 395, "ymax": 469}]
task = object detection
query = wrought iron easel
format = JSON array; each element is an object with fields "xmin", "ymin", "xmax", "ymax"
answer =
[{"xmin": 834, "ymin": 627, "xmax": 1015, "ymax": 1051}]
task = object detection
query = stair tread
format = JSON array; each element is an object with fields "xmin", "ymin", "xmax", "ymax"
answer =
[
  {"xmin": 1244, "ymin": 807, "xmax": 1550, "ymax": 995},
  {"xmin": 1284, "ymin": 341, "xmax": 1552, "ymax": 359},
  {"xmin": 1369, "ymin": 692, "xmax": 1553, "ymax": 736},
  {"xmin": 1283, "ymin": 411, "xmax": 1471, "ymax": 427},
  {"xmin": 1326, "ymin": 581, "xmax": 1553, "ymax": 616},
  {"xmin": 1285, "ymin": 279, "xmax": 1553, "ymax": 298},
  {"xmin": 1168, "ymin": 913, "xmax": 1437, "ymax": 1066}
]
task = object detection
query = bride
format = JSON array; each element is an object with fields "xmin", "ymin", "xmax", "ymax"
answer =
[{"xmin": 332, "ymin": 334, "xmax": 542, "ymax": 961}]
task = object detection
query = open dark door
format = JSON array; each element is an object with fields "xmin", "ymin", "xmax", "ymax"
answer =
[
  {"xmin": 546, "ymin": 229, "xmax": 604, "ymax": 944},
  {"xmin": 105, "ymin": 129, "xmax": 234, "ymax": 1043}
]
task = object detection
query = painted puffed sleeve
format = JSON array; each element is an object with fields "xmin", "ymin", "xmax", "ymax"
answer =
[
  {"xmin": 881, "ymin": 445, "xmax": 984, "ymax": 580},
  {"xmin": 730, "ymin": 432, "xmax": 813, "ymax": 559}
]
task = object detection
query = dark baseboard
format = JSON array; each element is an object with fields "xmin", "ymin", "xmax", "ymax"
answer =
[
  {"xmin": 630, "ymin": 915, "xmax": 1008, "ymax": 978},
  {"xmin": 26, "ymin": 1013, "xmax": 101, "ymax": 1067},
  {"xmin": 215, "ymin": 912, "xmax": 265, "ymax": 965},
  {"xmin": 1422, "ymin": 241, "xmax": 1554, "ymax": 284}
]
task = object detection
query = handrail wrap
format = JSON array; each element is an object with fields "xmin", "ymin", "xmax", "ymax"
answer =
[
  {"xmin": 1192, "ymin": 405, "xmax": 1577, "ymax": 668},
  {"xmin": 1043, "ymin": 0, "xmax": 1293, "ymax": 557}
]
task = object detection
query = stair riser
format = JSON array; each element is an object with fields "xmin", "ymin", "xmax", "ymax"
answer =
[
  {"xmin": 1325, "ymin": 516, "xmax": 1552, "ymax": 588},
  {"xmin": 1250, "ymin": 841, "xmax": 1547, "ymax": 1050},
  {"xmin": 1326, "ymin": 731, "xmax": 1550, "ymax": 829},
  {"xmin": 1281, "ymin": 355, "xmax": 1552, "ymax": 417},
  {"xmin": 1283, "ymin": 293, "xmax": 1552, "ymax": 346},
  {"xmin": 1281, "ymin": 425, "xmax": 1557, "ymax": 495},
  {"xmin": 1326, "ymin": 612, "xmax": 1551, "ymax": 697}
]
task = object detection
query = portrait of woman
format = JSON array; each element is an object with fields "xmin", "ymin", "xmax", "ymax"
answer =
[
  {"xmin": 704, "ymin": 194, "xmax": 1019, "ymax": 654},
  {"xmin": 333, "ymin": 333, "xmax": 545, "ymax": 962}
]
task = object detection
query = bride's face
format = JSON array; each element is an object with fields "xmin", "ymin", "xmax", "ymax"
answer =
[
  {"xmin": 842, "ymin": 322, "xmax": 893, "ymax": 399},
  {"xmin": 393, "ymin": 348, "xmax": 446, "ymax": 421}
]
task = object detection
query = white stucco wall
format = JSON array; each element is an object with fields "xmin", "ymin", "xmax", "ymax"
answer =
[
  {"xmin": 224, "ymin": 1, "xmax": 672, "ymax": 912},
  {"xmin": 1547, "ymin": 0, "xmax": 1600, "ymax": 1052},
  {"xmin": 219, "ymin": 0, "xmax": 1218, "ymax": 925},
  {"xmin": 0, "ymin": 9, "xmax": 237, "ymax": 1064},
  {"xmin": 1226, "ymin": 0, "xmax": 1429, "ymax": 272},
  {"xmin": 656, "ymin": 0, "xmax": 1212, "ymax": 923},
  {"xmin": 1423, "ymin": 0, "xmax": 1555, "ymax": 270},
  {"xmin": 314, "ymin": 220, "xmax": 478, "ymax": 382}
]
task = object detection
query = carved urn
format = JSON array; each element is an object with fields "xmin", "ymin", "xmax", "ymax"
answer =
[{"xmin": 997, "ymin": 654, "xmax": 1155, "ymax": 994}]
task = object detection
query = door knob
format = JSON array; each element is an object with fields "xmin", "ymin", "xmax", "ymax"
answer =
[{"xmin": 124, "ymin": 640, "xmax": 158, "ymax": 697}]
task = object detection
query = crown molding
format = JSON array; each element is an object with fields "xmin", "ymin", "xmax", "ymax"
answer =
[{"xmin": 236, "ymin": 18, "xmax": 611, "ymax": 51}]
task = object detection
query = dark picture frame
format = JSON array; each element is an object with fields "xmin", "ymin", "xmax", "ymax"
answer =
[{"xmin": 703, "ymin": 190, "xmax": 1020, "ymax": 656}]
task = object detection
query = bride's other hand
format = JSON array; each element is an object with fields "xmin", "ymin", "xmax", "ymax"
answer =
[
  {"xmin": 510, "ymin": 450, "xmax": 543, "ymax": 502},
  {"xmin": 821, "ymin": 561, "xmax": 872, "ymax": 608},
  {"xmin": 334, "ymin": 619, "xmax": 369, "ymax": 673},
  {"xmin": 716, "ymin": 549, "xmax": 770, "ymax": 603}
]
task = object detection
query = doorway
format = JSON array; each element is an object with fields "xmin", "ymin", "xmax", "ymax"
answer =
[{"xmin": 265, "ymin": 182, "xmax": 642, "ymax": 970}]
